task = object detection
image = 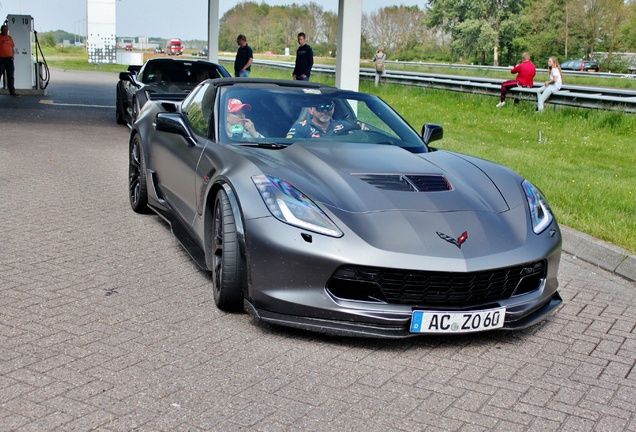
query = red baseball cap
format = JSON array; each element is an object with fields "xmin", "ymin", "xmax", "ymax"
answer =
[{"xmin": 227, "ymin": 98, "xmax": 252, "ymax": 113}]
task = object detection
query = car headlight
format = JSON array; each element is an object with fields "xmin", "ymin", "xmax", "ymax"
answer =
[
  {"xmin": 253, "ymin": 175, "xmax": 343, "ymax": 238},
  {"xmin": 522, "ymin": 180, "xmax": 554, "ymax": 234}
]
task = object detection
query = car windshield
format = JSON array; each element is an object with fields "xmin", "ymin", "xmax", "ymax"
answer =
[
  {"xmin": 141, "ymin": 61, "xmax": 225, "ymax": 85},
  {"xmin": 215, "ymin": 86, "xmax": 427, "ymax": 153}
]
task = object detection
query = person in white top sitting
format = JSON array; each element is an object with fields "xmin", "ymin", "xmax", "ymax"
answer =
[{"xmin": 536, "ymin": 57, "xmax": 563, "ymax": 113}]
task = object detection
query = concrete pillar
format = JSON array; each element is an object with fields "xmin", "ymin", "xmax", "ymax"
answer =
[
  {"xmin": 208, "ymin": 0, "xmax": 219, "ymax": 63},
  {"xmin": 335, "ymin": 0, "xmax": 362, "ymax": 91}
]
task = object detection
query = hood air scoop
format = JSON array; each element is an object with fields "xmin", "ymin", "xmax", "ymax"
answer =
[{"xmin": 353, "ymin": 174, "xmax": 452, "ymax": 192}]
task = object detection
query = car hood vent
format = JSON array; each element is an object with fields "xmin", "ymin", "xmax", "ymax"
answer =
[{"xmin": 353, "ymin": 174, "xmax": 451, "ymax": 192}]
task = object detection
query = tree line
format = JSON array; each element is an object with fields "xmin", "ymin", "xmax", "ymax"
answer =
[
  {"xmin": 220, "ymin": 0, "xmax": 636, "ymax": 72},
  {"xmin": 38, "ymin": 0, "xmax": 636, "ymax": 72}
]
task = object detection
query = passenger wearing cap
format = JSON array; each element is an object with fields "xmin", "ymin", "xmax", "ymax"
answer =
[
  {"xmin": 286, "ymin": 101, "xmax": 352, "ymax": 139},
  {"xmin": 226, "ymin": 98, "xmax": 263, "ymax": 139}
]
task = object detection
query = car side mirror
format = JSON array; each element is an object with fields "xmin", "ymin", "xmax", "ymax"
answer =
[
  {"xmin": 421, "ymin": 123, "xmax": 443, "ymax": 145},
  {"xmin": 119, "ymin": 71, "xmax": 133, "ymax": 82},
  {"xmin": 155, "ymin": 113, "xmax": 196, "ymax": 146}
]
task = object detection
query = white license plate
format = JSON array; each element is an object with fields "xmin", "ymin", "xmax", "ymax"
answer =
[{"xmin": 410, "ymin": 307, "xmax": 506, "ymax": 333}]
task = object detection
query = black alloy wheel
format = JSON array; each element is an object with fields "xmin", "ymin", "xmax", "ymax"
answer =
[
  {"xmin": 128, "ymin": 135, "xmax": 150, "ymax": 213},
  {"xmin": 211, "ymin": 189, "xmax": 243, "ymax": 311}
]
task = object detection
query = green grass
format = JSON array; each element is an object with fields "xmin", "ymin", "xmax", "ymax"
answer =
[
  {"xmin": 40, "ymin": 46, "xmax": 125, "ymax": 73},
  {"xmin": 46, "ymin": 48, "xmax": 636, "ymax": 253}
]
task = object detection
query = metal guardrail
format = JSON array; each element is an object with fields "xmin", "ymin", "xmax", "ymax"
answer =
[
  {"xmin": 242, "ymin": 59, "xmax": 636, "ymax": 113},
  {"xmin": 370, "ymin": 69, "xmax": 636, "ymax": 113},
  {"xmin": 383, "ymin": 60, "xmax": 636, "ymax": 79}
]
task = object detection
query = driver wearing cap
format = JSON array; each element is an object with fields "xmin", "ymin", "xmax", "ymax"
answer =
[
  {"xmin": 226, "ymin": 98, "xmax": 263, "ymax": 139},
  {"xmin": 286, "ymin": 101, "xmax": 351, "ymax": 139}
]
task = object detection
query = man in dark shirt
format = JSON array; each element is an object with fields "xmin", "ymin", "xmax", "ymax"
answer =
[
  {"xmin": 292, "ymin": 32, "xmax": 313, "ymax": 81},
  {"xmin": 234, "ymin": 34, "xmax": 253, "ymax": 78}
]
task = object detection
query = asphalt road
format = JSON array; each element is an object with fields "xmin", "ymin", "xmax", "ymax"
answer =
[{"xmin": 1, "ymin": 68, "xmax": 635, "ymax": 431}]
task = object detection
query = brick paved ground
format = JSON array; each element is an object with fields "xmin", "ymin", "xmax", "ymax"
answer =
[{"xmin": 1, "ymin": 69, "xmax": 635, "ymax": 431}]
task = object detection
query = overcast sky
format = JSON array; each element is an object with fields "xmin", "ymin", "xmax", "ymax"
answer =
[{"xmin": 1, "ymin": 0, "xmax": 425, "ymax": 40}]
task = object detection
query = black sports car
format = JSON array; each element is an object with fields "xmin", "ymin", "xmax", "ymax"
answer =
[
  {"xmin": 128, "ymin": 78, "xmax": 562, "ymax": 338},
  {"xmin": 116, "ymin": 58, "xmax": 230, "ymax": 125}
]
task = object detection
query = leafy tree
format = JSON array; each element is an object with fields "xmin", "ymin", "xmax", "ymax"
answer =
[
  {"xmin": 622, "ymin": 1, "xmax": 636, "ymax": 50},
  {"xmin": 520, "ymin": 0, "xmax": 569, "ymax": 65},
  {"xmin": 39, "ymin": 34, "xmax": 57, "ymax": 48},
  {"xmin": 38, "ymin": 30, "xmax": 77, "ymax": 45},
  {"xmin": 319, "ymin": 10, "xmax": 338, "ymax": 57},
  {"xmin": 363, "ymin": 5, "xmax": 448, "ymax": 61},
  {"xmin": 219, "ymin": 2, "xmax": 271, "ymax": 52},
  {"xmin": 426, "ymin": 0, "xmax": 525, "ymax": 64},
  {"xmin": 219, "ymin": 2, "xmax": 330, "ymax": 55},
  {"xmin": 585, "ymin": 0, "xmax": 628, "ymax": 60},
  {"xmin": 520, "ymin": 0, "xmax": 630, "ymax": 70}
]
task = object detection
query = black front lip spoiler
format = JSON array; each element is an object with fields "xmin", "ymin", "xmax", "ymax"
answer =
[
  {"xmin": 502, "ymin": 291, "xmax": 563, "ymax": 330},
  {"xmin": 244, "ymin": 292, "xmax": 563, "ymax": 339}
]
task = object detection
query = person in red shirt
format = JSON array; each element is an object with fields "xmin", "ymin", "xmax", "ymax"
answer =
[
  {"xmin": 496, "ymin": 52, "xmax": 536, "ymax": 107},
  {"xmin": 0, "ymin": 24, "xmax": 18, "ymax": 96}
]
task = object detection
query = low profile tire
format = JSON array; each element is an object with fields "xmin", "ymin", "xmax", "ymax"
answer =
[
  {"xmin": 128, "ymin": 135, "xmax": 151, "ymax": 214},
  {"xmin": 115, "ymin": 85, "xmax": 126, "ymax": 125},
  {"xmin": 211, "ymin": 189, "xmax": 243, "ymax": 311}
]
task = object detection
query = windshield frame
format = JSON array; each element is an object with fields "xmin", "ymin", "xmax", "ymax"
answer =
[{"xmin": 214, "ymin": 84, "xmax": 428, "ymax": 153}]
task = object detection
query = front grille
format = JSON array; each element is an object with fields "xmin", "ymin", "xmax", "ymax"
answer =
[
  {"xmin": 353, "ymin": 174, "xmax": 451, "ymax": 192},
  {"xmin": 326, "ymin": 261, "xmax": 546, "ymax": 307}
]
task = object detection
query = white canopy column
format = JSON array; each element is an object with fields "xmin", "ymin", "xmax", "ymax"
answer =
[
  {"xmin": 335, "ymin": 0, "xmax": 362, "ymax": 91},
  {"xmin": 207, "ymin": 0, "xmax": 220, "ymax": 63}
]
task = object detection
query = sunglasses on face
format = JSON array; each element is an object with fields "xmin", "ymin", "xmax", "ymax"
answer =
[{"xmin": 315, "ymin": 103, "xmax": 334, "ymax": 112}]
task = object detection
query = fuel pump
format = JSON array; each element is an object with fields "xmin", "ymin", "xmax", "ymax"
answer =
[
  {"xmin": 5, "ymin": 14, "xmax": 49, "ymax": 91},
  {"xmin": 6, "ymin": 14, "xmax": 34, "ymax": 90}
]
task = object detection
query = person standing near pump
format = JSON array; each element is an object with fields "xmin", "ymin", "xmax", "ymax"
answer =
[
  {"xmin": 234, "ymin": 34, "xmax": 253, "ymax": 78},
  {"xmin": 496, "ymin": 52, "xmax": 536, "ymax": 107},
  {"xmin": 292, "ymin": 32, "xmax": 313, "ymax": 81},
  {"xmin": 0, "ymin": 24, "xmax": 18, "ymax": 96}
]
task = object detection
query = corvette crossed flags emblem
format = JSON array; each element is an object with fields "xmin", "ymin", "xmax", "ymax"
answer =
[{"xmin": 436, "ymin": 231, "xmax": 469, "ymax": 249}]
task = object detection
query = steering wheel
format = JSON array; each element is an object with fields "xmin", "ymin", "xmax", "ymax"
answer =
[{"xmin": 332, "ymin": 123, "xmax": 362, "ymax": 136}]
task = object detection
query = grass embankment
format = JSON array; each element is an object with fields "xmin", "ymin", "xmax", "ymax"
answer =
[{"xmin": 45, "ymin": 47, "xmax": 636, "ymax": 253}]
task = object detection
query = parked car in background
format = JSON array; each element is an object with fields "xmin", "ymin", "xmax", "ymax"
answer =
[
  {"xmin": 167, "ymin": 39, "xmax": 183, "ymax": 56},
  {"xmin": 561, "ymin": 59, "xmax": 601, "ymax": 72},
  {"xmin": 115, "ymin": 58, "xmax": 231, "ymax": 125},
  {"xmin": 126, "ymin": 78, "xmax": 563, "ymax": 338}
]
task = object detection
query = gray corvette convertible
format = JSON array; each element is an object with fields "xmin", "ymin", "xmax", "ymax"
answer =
[{"xmin": 128, "ymin": 78, "xmax": 562, "ymax": 338}]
